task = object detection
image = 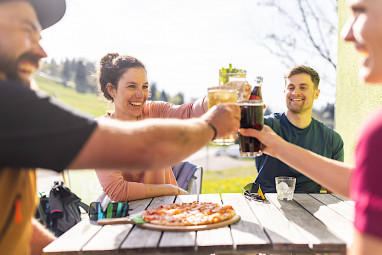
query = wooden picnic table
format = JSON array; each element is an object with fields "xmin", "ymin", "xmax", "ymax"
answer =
[{"xmin": 43, "ymin": 193, "xmax": 354, "ymax": 255}]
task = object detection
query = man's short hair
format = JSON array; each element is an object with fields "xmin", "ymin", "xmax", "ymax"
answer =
[
  {"xmin": 0, "ymin": 0, "xmax": 66, "ymax": 29},
  {"xmin": 284, "ymin": 65, "xmax": 320, "ymax": 89}
]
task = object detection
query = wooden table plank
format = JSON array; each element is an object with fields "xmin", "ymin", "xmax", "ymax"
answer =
[
  {"xmin": 195, "ymin": 194, "xmax": 234, "ymax": 253},
  {"xmin": 44, "ymin": 193, "xmax": 354, "ymax": 255},
  {"xmin": 119, "ymin": 196, "xmax": 176, "ymax": 253},
  {"xmin": 43, "ymin": 219, "xmax": 102, "ymax": 255},
  {"xmin": 310, "ymin": 194, "xmax": 354, "ymax": 222},
  {"xmin": 331, "ymin": 194, "xmax": 354, "ymax": 205},
  {"xmin": 293, "ymin": 194, "xmax": 354, "ymax": 246},
  {"xmin": 128, "ymin": 197, "xmax": 157, "ymax": 214},
  {"xmin": 267, "ymin": 193, "xmax": 346, "ymax": 253},
  {"xmin": 221, "ymin": 193, "xmax": 271, "ymax": 253},
  {"xmin": 158, "ymin": 195, "xmax": 198, "ymax": 253},
  {"xmin": 247, "ymin": 193, "xmax": 311, "ymax": 253},
  {"xmin": 81, "ymin": 198, "xmax": 153, "ymax": 254},
  {"xmin": 82, "ymin": 225, "xmax": 132, "ymax": 255}
]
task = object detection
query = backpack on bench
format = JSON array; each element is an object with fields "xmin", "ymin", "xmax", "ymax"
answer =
[{"xmin": 35, "ymin": 181, "xmax": 89, "ymax": 236}]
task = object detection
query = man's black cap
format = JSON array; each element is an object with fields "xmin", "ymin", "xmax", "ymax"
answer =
[{"xmin": 0, "ymin": 0, "xmax": 66, "ymax": 30}]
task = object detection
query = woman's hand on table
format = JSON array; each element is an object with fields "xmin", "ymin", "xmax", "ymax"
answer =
[{"xmin": 178, "ymin": 187, "xmax": 189, "ymax": 195}]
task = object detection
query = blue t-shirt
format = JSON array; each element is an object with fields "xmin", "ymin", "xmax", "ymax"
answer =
[{"xmin": 255, "ymin": 113, "xmax": 344, "ymax": 193}]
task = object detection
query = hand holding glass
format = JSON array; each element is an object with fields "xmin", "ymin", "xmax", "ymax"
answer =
[{"xmin": 207, "ymin": 86, "xmax": 237, "ymax": 145}]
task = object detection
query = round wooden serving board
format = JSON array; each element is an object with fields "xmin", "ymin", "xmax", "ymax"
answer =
[{"xmin": 138, "ymin": 214, "xmax": 240, "ymax": 232}]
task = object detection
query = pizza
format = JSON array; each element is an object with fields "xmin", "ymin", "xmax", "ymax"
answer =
[{"xmin": 141, "ymin": 201, "xmax": 236, "ymax": 226}]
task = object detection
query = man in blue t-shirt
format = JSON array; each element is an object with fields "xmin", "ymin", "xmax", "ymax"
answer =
[{"xmin": 255, "ymin": 65, "xmax": 344, "ymax": 193}]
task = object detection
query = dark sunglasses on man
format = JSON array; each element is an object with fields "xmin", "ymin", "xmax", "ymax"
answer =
[{"xmin": 243, "ymin": 182, "xmax": 265, "ymax": 201}]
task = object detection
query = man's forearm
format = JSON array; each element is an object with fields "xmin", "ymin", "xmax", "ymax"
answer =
[
  {"xmin": 69, "ymin": 118, "xmax": 214, "ymax": 171},
  {"xmin": 352, "ymin": 230, "xmax": 382, "ymax": 255},
  {"xmin": 275, "ymin": 139, "xmax": 354, "ymax": 197}
]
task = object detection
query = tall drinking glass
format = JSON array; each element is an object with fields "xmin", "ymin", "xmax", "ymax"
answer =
[
  {"xmin": 238, "ymin": 100, "xmax": 264, "ymax": 156},
  {"xmin": 219, "ymin": 70, "xmax": 247, "ymax": 101},
  {"xmin": 207, "ymin": 86, "xmax": 237, "ymax": 145}
]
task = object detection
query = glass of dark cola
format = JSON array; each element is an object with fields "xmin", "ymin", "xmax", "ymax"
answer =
[{"xmin": 238, "ymin": 100, "xmax": 264, "ymax": 157}]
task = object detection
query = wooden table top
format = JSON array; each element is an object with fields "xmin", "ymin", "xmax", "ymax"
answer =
[{"xmin": 43, "ymin": 193, "xmax": 354, "ymax": 255}]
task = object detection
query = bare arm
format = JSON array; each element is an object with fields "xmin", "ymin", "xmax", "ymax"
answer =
[
  {"xmin": 351, "ymin": 230, "xmax": 382, "ymax": 255},
  {"xmin": 240, "ymin": 126, "xmax": 354, "ymax": 197},
  {"xmin": 30, "ymin": 218, "xmax": 56, "ymax": 255},
  {"xmin": 202, "ymin": 96, "xmax": 208, "ymax": 112},
  {"xmin": 69, "ymin": 104, "xmax": 240, "ymax": 171},
  {"xmin": 145, "ymin": 184, "xmax": 189, "ymax": 198},
  {"xmin": 95, "ymin": 169, "xmax": 189, "ymax": 200}
]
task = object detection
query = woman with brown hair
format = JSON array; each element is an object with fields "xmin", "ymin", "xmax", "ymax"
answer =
[{"xmin": 95, "ymin": 53, "xmax": 208, "ymax": 202}]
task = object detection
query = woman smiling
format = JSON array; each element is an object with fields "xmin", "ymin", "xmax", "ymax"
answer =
[{"xmin": 95, "ymin": 53, "xmax": 208, "ymax": 202}]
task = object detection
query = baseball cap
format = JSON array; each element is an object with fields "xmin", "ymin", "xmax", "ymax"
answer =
[{"xmin": 0, "ymin": 0, "xmax": 66, "ymax": 30}]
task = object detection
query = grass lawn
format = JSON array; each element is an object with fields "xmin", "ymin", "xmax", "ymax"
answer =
[
  {"xmin": 202, "ymin": 166, "xmax": 257, "ymax": 194},
  {"xmin": 35, "ymin": 75, "xmax": 110, "ymax": 117}
]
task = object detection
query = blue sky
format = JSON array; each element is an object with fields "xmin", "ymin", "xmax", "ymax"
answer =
[{"xmin": 40, "ymin": 0, "xmax": 337, "ymax": 112}]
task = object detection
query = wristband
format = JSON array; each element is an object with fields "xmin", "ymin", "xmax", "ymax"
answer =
[{"xmin": 205, "ymin": 120, "xmax": 217, "ymax": 141}]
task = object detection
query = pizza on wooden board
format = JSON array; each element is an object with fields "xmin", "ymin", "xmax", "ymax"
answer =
[{"xmin": 142, "ymin": 201, "xmax": 236, "ymax": 226}]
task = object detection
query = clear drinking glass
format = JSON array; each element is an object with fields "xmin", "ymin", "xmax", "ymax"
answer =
[
  {"xmin": 275, "ymin": 177, "xmax": 296, "ymax": 201},
  {"xmin": 238, "ymin": 100, "xmax": 264, "ymax": 157},
  {"xmin": 219, "ymin": 70, "xmax": 247, "ymax": 101},
  {"xmin": 207, "ymin": 86, "xmax": 237, "ymax": 145}
]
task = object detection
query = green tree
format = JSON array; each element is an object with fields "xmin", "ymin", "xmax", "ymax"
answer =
[
  {"xmin": 61, "ymin": 59, "xmax": 71, "ymax": 86},
  {"xmin": 160, "ymin": 90, "xmax": 168, "ymax": 102},
  {"xmin": 70, "ymin": 59, "xmax": 77, "ymax": 72},
  {"xmin": 47, "ymin": 58, "xmax": 60, "ymax": 76},
  {"xmin": 170, "ymin": 92, "xmax": 184, "ymax": 105},
  {"xmin": 149, "ymin": 82, "xmax": 158, "ymax": 100},
  {"xmin": 84, "ymin": 61, "xmax": 97, "ymax": 93},
  {"xmin": 75, "ymin": 60, "xmax": 87, "ymax": 93}
]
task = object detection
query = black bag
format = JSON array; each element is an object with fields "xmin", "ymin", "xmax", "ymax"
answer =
[{"xmin": 36, "ymin": 181, "xmax": 89, "ymax": 236}]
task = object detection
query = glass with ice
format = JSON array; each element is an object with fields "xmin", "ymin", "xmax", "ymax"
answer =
[
  {"xmin": 275, "ymin": 177, "xmax": 296, "ymax": 201},
  {"xmin": 219, "ymin": 67, "xmax": 247, "ymax": 101}
]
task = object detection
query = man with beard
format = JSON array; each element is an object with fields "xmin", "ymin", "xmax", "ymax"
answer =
[
  {"xmin": 0, "ymin": 0, "xmax": 240, "ymax": 254},
  {"xmin": 253, "ymin": 65, "xmax": 344, "ymax": 193}
]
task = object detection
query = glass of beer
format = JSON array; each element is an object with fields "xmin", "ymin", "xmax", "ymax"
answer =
[
  {"xmin": 238, "ymin": 100, "xmax": 264, "ymax": 156},
  {"xmin": 207, "ymin": 86, "xmax": 237, "ymax": 145},
  {"xmin": 219, "ymin": 70, "xmax": 247, "ymax": 101}
]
